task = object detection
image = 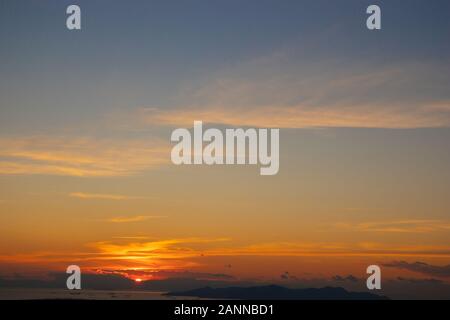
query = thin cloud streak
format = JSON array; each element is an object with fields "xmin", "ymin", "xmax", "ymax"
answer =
[
  {"xmin": 69, "ymin": 192, "xmax": 146, "ymax": 201},
  {"xmin": 141, "ymin": 103, "xmax": 450, "ymax": 129},
  {"xmin": 108, "ymin": 215, "xmax": 166, "ymax": 223},
  {"xmin": 335, "ymin": 220, "xmax": 450, "ymax": 233},
  {"xmin": 0, "ymin": 136, "xmax": 170, "ymax": 177}
]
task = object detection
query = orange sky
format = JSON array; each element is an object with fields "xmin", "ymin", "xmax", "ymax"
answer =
[{"xmin": 1, "ymin": 1, "xmax": 450, "ymax": 295}]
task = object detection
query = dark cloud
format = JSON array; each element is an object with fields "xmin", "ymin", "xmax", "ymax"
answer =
[
  {"xmin": 383, "ymin": 261, "xmax": 450, "ymax": 278},
  {"xmin": 280, "ymin": 271, "xmax": 298, "ymax": 280},
  {"xmin": 395, "ymin": 277, "xmax": 444, "ymax": 285},
  {"xmin": 331, "ymin": 275, "xmax": 359, "ymax": 283}
]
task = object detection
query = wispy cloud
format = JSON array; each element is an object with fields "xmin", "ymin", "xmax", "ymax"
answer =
[
  {"xmin": 2, "ymin": 238, "xmax": 450, "ymax": 278},
  {"xmin": 203, "ymin": 242, "xmax": 450, "ymax": 258},
  {"xmin": 69, "ymin": 192, "xmax": 146, "ymax": 201},
  {"xmin": 107, "ymin": 215, "xmax": 166, "ymax": 223},
  {"xmin": 335, "ymin": 220, "xmax": 450, "ymax": 233},
  {"xmin": 112, "ymin": 236, "xmax": 151, "ymax": 240},
  {"xmin": 141, "ymin": 102, "xmax": 450, "ymax": 129},
  {"xmin": 331, "ymin": 275, "xmax": 359, "ymax": 283},
  {"xmin": 138, "ymin": 49, "xmax": 450, "ymax": 129},
  {"xmin": 0, "ymin": 136, "xmax": 169, "ymax": 177},
  {"xmin": 0, "ymin": 237, "xmax": 231, "ymax": 275},
  {"xmin": 84, "ymin": 237, "xmax": 232, "ymax": 269}
]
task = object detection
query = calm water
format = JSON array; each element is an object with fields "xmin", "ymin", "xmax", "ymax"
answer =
[{"xmin": 0, "ymin": 288, "xmax": 201, "ymax": 300}]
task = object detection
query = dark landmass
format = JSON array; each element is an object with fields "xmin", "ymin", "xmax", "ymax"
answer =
[{"xmin": 166, "ymin": 285, "xmax": 388, "ymax": 300}]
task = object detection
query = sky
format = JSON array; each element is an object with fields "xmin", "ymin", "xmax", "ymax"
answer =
[{"xmin": 1, "ymin": 0, "xmax": 450, "ymax": 299}]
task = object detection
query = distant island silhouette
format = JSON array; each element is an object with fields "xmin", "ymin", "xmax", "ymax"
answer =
[{"xmin": 166, "ymin": 285, "xmax": 387, "ymax": 300}]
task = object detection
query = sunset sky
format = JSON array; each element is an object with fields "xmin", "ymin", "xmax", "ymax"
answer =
[{"xmin": 1, "ymin": 0, "xmax": 450, "ymax": 298}]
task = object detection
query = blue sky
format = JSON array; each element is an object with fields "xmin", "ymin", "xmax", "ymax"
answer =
[{"xmin": 1, "ymin": 0, "xmax": 449, "ymax": 134}]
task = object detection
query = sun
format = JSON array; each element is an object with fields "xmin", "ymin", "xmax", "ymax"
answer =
[{"xmin": 135, "ymin": 278, "xmax": 142, "ymax": 283}]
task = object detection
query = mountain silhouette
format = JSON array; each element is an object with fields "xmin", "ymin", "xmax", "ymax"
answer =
[{"xmin": 166, "ymin": 284, "xmax": 387, "ymax": 300}]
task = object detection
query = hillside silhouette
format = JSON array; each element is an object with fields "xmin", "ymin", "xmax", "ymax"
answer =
[{"xmin": 166, "ymin": 284, "xmax": 387, "ymax": 300}]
